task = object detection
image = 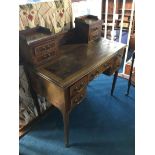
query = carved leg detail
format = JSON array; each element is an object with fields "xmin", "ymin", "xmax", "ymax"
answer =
[
  {"xmin": 111, "ymin": 70, "xmax": 118, "ymax": 96},
  {"xmin": 62, "ymin": 111, "xmax": 69, "ymax": 147}
]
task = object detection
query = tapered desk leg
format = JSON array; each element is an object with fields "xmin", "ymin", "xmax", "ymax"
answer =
[
  {"xmin": 63, "ymin": 111, "xmax": 69, "ymax": 147},
  {"xmin": 111, "ymin": 70, "xmax": 118, "ymax": 96}
]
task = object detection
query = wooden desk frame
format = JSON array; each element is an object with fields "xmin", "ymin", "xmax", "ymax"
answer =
[
  {"xmin": 28, "ymin": 39, "xmax": 126, "ymax": 147},
  {"xmin": 20, "ymin": 28, "xmax": 126, "ymax": 147}
]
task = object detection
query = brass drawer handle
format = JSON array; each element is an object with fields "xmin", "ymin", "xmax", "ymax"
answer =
[
  {"xmin": 80, "ymin": 94, "xmax": 84, "ymax": 100},
  {"xmin": 74, "ymin": 82, "xmax": 85, "ymax": 92},
  {"xmin": 117, "ymin": 64, "xmax": 120, "ymax": 68},
  {"xmin": 104, "ymin": 63, "xmax": 109, "ymax": 67},
  {"xmin": 90, "ymin": 73, "xmax": 95, "ymax": 78},
  {"xmin": 77, "ymin": 87, "xmax": 85, "ymax": 93},
  {"xmin": 117, "ymin": 53, "xmax": 122, "ymax": 57},
  {"xmin": 75, "ymin": 86, "xmax": 78, "ymax": 91},
  {"xmin": 96, "ymin": 69, "xmax": 100, "ymax": 74},
  {"xmin": 74, "ymin": 94, "xmax": 84, "ymax": 105},
  {"xmin": 92, "ymin": 27, "xmax": 98, "ymax": 31},
  {"xmin": 90, "ymin": 71, "xmax": 99, "ymax": 79},
  {"xmin": 80, "ymin": 82, "xmax": 84, "ymax": 87},
  {"xmin": 92, "ymin": 34, "xmax": 98, "ymax": 39},
  {"xmin": 74, "ymin": 98, "xmax": 78, "ymax": 104}
]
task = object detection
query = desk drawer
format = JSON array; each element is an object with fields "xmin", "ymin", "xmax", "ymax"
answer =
[
  {"xmin": 36, "ymin": 49, "xmax": 57, "ymax": 62},
  {"xmin": 100, "ymin": 59, "xmax": 113, "ymax": 72},
  {"xmin": 90, "ymin": 25, "xmax": 102, "ymax": 33},
  {"xmin": 34, "ymin": 41, "xmax": 56, "ymax": 57},
  {"xmin": 89, "ymin": 25, "xmax": 102, "ymax": 41},
  {"xmin": 111, "ymin": 53, "xmax": 123, "ymax": 71},
  {"xmin": 70, "ymin": 76, "xmax": 88, "ymax": 98},
  {"xmin": 103, "ymin": 51, "xmax": 124, "ymax": 75},
  {"xmin": 71, "ymin": 87, "xmax": 86, "ymax": 108},
  {"xmin": 89, "ymin": 21, "xmax": 102, "ymax": 30},
  {"xmin": 89, "ymin": 31, "xmax": 100, "ymax": 41},
  {"xmin": 33, "ymin": 41, "xmax": 58, "ymax": 63},
  {"xmin": 88, "ymin": 66, "xmax": 102, "ymax": 81}
]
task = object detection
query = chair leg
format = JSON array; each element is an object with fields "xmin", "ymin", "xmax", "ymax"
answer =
[
  {"xmin": 126, "ymin": 52, "xmax": 135, "ymax": 96},
  {"xmin": 111, "ymin": 70, "xmax": 118, "ymax": 96},
  {"xmin": 126, "ymin": 81, "xmax": 131, "ymax": 96}
]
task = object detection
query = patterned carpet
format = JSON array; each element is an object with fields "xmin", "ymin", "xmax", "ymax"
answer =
[{"xmin": 19, "ymin": 73, "xmax": 135, "ymax": 155}]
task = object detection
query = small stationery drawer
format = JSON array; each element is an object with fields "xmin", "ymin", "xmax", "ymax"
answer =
[
  {"xmin": 34, "ymin": 41, "xmax": 56, "ymax": 57},
  {"xmin": 74, "ymin": 15, "xmax": 102, "ymax": 43},
  {"xmin": 71, "ymin": 87, "xmax": 86, "ymax": 108},
  {"xmin": 70, "ymin": 76, "xmax": 88, "ymax": 98},
  {"xmin": 90, "ymin": 25, "xmax": 102, "ymax": 33},
  {"xmin": 89, "ymin": 20, "xmax": 102, "ymax": 28},
  {"xmin": 89, "ymin": 25, "xmax": 102, "ymax": 41},
  {"xmin": 89, "ymin": 31, "xmax": 100, "ymax": 41},
  {"xmin": 36, "ymin": 49, "xmax": 57, "ymax": 62}
]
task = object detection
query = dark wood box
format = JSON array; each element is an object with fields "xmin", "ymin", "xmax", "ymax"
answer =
[
  {"xmin": 74, "ymin": 15, "xmax": 102, "ymax": 43},
  {"xmin": 19, "ymin": 26, "xmax": 59, "ymax": 66}
]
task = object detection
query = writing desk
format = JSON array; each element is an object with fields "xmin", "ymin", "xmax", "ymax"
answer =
[{"xmin": 29, "ymin": 38, "xmax": 126, "ymax": 147}]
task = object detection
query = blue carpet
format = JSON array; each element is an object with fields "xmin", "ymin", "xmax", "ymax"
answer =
[{"xmin": 19, "ymin": 74, "xmax": 135, "ymax": 155}]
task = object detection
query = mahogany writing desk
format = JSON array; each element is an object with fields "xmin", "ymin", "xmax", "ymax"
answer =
[{"xmin": 28, "ymin": 37, "xmax": 126, "ymax": 147}]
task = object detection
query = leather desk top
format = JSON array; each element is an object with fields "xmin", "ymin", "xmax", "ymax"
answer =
[{"xmin": 33, "ymin": 38, "xmax": 126, "ymax": 88}]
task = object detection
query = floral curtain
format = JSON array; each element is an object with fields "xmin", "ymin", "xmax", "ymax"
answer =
[
  {"xmin": 72, "ymin": 0, "xmax": 86, "ymax": 2},
  {"xmin": 19, "ymin": 0, "xmax": 72, "ymax": 130},
  {"xmin": 19, "ymin": 0, "xmax": 72, "ymax": 33}
]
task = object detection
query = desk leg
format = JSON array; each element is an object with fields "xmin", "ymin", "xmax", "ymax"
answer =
[
  {"xmin": 63, "ymin": 111, "xmax": 69, "ymax": 147},
  {"xmin": 111, "ymin": 70, "xmax": 118, "ymax": 96}
]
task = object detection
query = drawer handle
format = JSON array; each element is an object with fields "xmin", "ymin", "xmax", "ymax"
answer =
[
  {"xmin": 74, "ymin": 98, "xmax": 79, "ymax": 104},
  {"xmin": 74, "ymin": 86, "xmax": 79, "ymax": 91},
  {"xmin": 74, "ymin": 82, "xmax": 85, "ymax": 92},
  {"xmin": 80, "ymin": 82, "xmax": 85, "ymax": 87},
  {"xmin": 74, "ymin": 94, "xmax": 84, "ymax": 105},
  {"xmin": 104, "ymin": 64, "xmax": 109, "ymax": 67},
  {"xmin": 96, "ymin": 70, "xmax": 100, "ymax": 74},
  {"xmin": 92, "ymin": 27, "xmax": 98, "ymax": 31},
  {"xmin": 92, "ymin": 35, "xmax": 98, "ymax": 40},
  {"xmin": 117, "ymin": 64, "xmax": 120, "ymax": 68},
  {"xmin": 80, "ymin": 94, "xmax": 84, "ymax": 99},
  {"xmin": 90, "ymin": 72, "xmax": 99, "ymax": 79},
  {"xmin": 90, "ymin": 73, "xmax": 95, "ymax": 77},
  {"xmin": 117, "ymin": 53, "xmax": 122, "ymax": 57},
  {"xmin": 77, "ymin": 87, "xmax": 85, "ymax": 93}
]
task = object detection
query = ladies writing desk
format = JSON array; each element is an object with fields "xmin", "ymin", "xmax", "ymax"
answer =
[{"xmin": 19, "ymin": 26, "xmax": 126, "ymax": 147}]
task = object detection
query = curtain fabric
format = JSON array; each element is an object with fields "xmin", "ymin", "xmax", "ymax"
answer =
[
  {"xmin": 72, "ymin": 0, "xmax": 86, "ymax": 2},
  {"xmin": 19, "ymin": 0, "xmax": 72, "ymax": 129},
  {"xmin": 19, "ymin": 0, "xmax": 72, "ymax": 33}
]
